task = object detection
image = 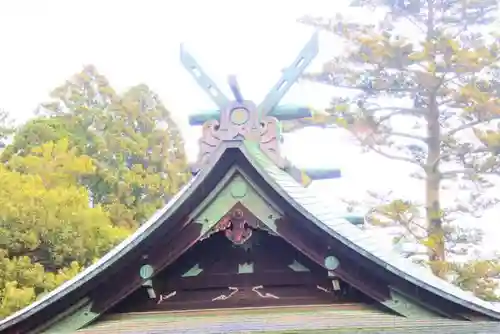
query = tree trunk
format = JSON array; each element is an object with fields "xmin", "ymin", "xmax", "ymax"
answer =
[
  {"xmin": 425, "ymin": 91, "xmax": 446, "ymax": 278},
  {"xmin": 422, "ymin": 0, "xmax": 447, "ymax": 278},
  {"xmin": 425, "ymin": 170, "xmax": 446, "ymax": 277}
]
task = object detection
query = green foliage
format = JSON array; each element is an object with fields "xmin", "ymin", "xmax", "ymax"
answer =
[
  {"xmin": 0, "ymin": 141, "xmax": 129, "ymax": 318},
  {"xmin": 364, "ymin": 194, "xmax": 500, "ymax": 299},
  {"xmin": 0, "ymin": 64, "xmax": 190, "ymax": 318},
  {"xmin": 1, "ymin": 117, "xmax": 88, "ymax": 161},
  {"xmin": 0, "ymin": 252, "xmax": 83, "ymax": 318},
  {"xmin": 297, "ymin": 0, "xmax": 500, "ymax": 282},
  {"xmin": 7, "ymin": 139, "xmax": 95, "ymax": 189},
  {"xmin": 4, "ymin": 66, "xmax": 190, "ymax": 228},
  {"xmin": 449, "ymin": 260, "xmax": 500, "ymax": 301},
  {"xmin": 0, "ymin": 158, "xmax": 128, "ymax": 269},
  {"xmin": 93, "ymin": 84, "xmax": 190, "ymax": 227}
]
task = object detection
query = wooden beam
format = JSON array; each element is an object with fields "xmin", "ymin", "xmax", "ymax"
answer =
[
  {"xmin": 180, "ymin": 44, "xmax": 230, "ymax": 109},
  {"xmin": 274, "ymin": 217, "xmax": 331, "ymax": 268},
  {"xmin": 163, "ymin": 272, "xmax": 325, "ymax": 291},
  {"xmin": 258, "ymin": 32, "xmax": 319, "ymax": 116},
  {"xmin": 188, "ymin": 105, "xmax": 313, "ymax": 125},
  {"xmin": 228, "ymin": 75, "xmax": 244, "ymax": 103}
]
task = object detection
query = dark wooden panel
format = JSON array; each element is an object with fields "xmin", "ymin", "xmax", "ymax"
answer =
[
  {"xmin": 274, "ymin": 217, "xmax": 330, "ymax": 265},
  {"xmin": 274, "ymin": 216, "xmax": 392, "ymax": 302},
  {"xmin": 108, "ymin": 228, "xmax": 383, "ymax": 315},
  {"xmin": 91, "ymin": 220, "xmax": 202, "ymax": 313},
  {"xmin": 334, "ymin": 267, "xmax": 391, "ymax": 302},
  {"xmin": 154, "ymin": 230, "xmax": 325, "ymax": 290},
  {"xmin": 110, "ymin": 231, "xmax": 338, "ymax": 314},
  {"xmin": 165, "ymin": 272, "xmax": 325, "ymax": 290}
]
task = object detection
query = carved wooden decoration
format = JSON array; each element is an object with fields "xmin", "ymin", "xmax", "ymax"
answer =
[
  {"xmin": 215, "ymin": 207, "xmax": 254, "ymax": 245},
  {"xmin": 195, "ymin": 100, "xmax": 285, "ymax": 171},
  {"xmin": 202, "ymin": 204, "xmax": 277, "ymax": 244}
]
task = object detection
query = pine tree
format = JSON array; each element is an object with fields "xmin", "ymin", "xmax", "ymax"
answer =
[
  {"xmin": 297, "ymin": 0, "xmax": 500, "ymax": 278},
  {"xmin": 97, "ymin": 84, "xmax": 190, "ymax": 226}
]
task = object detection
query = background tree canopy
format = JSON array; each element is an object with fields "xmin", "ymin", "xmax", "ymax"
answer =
[
  {"xmin": 0, "ymin": 66, "xmax": 190, "ymax": 318},
  {"xmin": 291, "ymin": 0, "xmax": 500, "ymax": 299}
]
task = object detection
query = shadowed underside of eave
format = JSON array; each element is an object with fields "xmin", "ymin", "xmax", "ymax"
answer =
[{"xmin": 77, "ymin": 304, "xmax": 500, "ymax": 334}]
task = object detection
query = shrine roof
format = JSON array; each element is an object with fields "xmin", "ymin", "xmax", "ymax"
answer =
[{"xmin": 2, "ymin": 142, "xmax": 500, "ymax": 333}]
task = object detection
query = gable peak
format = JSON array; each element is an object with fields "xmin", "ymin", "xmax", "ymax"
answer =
[{"xmin": 180, "ymin": 33, "xmax": 319, "ymax": 173}]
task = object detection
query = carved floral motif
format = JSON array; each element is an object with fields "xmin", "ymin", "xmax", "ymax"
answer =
[
  {"xmin": 214, "ymin": 208, "xmax": 254, "ymax": 245},
  {"xmin": 201, "ymin": 206, "xmax": 277, "ymax": 243}
]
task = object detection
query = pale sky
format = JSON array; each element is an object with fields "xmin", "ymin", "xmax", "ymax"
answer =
[
  {"xmin": 0, "ymin": 0, "xmax": 403, "ymax": 171},
  {"xmin": 1, "ymin": 0, "xmax": 499, "ymax": 253},
  {"xmin": 0, "ymin": 0, "xmax": 343, "ymax": 157}
]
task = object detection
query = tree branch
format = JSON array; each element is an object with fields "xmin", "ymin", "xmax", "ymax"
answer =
[
  {"xmin": 441, "ymin": 168, "xmax": 499, "ymax": 178},
  {"xmin": 432, "ymin": 146, "xmax": 493, "ymax": 171},
  {"xmin": 437, "ymin": 97, "xmax": 455, "ymax": 106},
  {"xmin": 302, "ymin": 75, "xmax": 422, "ymax": 94},
  {"xmin": 351, "ymin": 131, "xmax": 424, "ymax": 167},
  {"xmin": 399, "ymin": 222, "xmax": 426, "ymax": 243},
  {"xmin": 385, "ymin": 131, "xmax": 428, "ymax": 142},
  {"xmin": 441, "ymin": 169, "xmax": 473, "ymax": 178},
  {"xmin": 444, "ymin": 116, "xmax": 500, "ymax": 137},
  {"xmin": 372, "ymin": 107, "xmax": 428, "ymax": 120}
]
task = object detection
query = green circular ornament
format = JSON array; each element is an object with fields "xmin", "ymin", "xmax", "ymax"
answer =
[
  {"xmin": 230, "ymin": 107, "xmax": 249, "ymax": 125},
  {"xmin": 140, "ymin": 264, "xmax": 154, "ymax": 279},
  {"xmin": 230, "ymin": 180, "xmax": 248, "ymax": 199},
  {"xmin": 324, "ymin": 256, "xmax": 339, "ymax": 270}
]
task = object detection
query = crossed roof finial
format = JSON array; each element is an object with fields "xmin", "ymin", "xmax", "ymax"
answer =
[
  {"xmin": 180, "ymin": 31, "xmax": 319, "ymax": 122},
  {"xmin": 181, "ymin": 32, "xmax": 341, "ymax": 185}
]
